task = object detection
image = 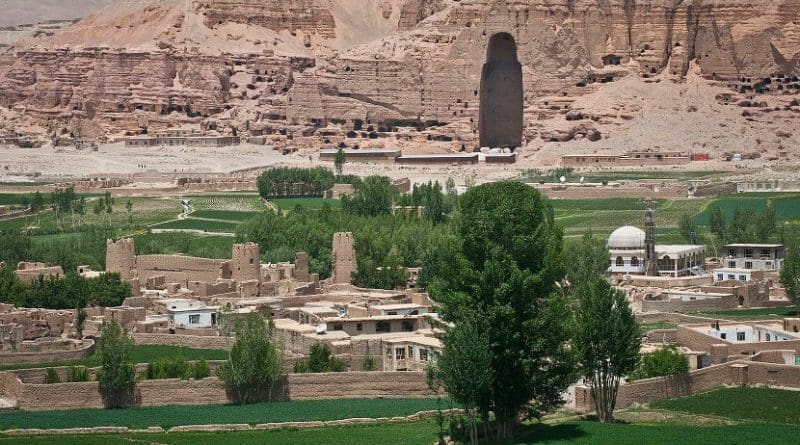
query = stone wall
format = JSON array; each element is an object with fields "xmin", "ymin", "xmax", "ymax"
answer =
[
  {"xmin": 643, "ymin": 329, "xmax": 677, "ymax": 344},
  {"xmin": 131, "ymin": 333, "xmax": 233, "ymax": 350},
  {"xmin": 676, "ymin": 325, "xmax": 800, "ymax": 360},
  {"xmin": 641, "ymin": 294, "xmax": 737, "ymax": 313},
  {"xmin": 5, "ymin": 370, "xmax": 434, "ymax": 411},
  {"xmin": 0, "ymin": 339, "xmax": 94, "ymax": 366},
  {"xmin": 136, "ymin": 254, "xmax": 227, "ymax": 284}
]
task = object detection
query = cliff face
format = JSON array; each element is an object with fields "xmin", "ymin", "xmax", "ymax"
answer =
[{"xmin": 1, "ymin": 0, "xmax": 799, "ymax": 150}]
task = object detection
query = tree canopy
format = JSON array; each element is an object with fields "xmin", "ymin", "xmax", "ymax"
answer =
[
  {"xmin": 427, "ymin": 181, "xmax": 574, "ymax": 440},
  {"xmin": 96, "ymin": 320, "xmax": 136, "ymax": 408}
]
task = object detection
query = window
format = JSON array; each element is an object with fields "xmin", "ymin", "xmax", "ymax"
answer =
[
  {"xmin": 395, "ymin": 348, "xmax": 405, "ymax": 359},
  {"xmin": 356, "ymin": 323, "xmax": 363, "ymax": 331},
  {"xmin": 616, "ymin": 256, "xmax": 624, "ymax": 267},
  {"xmin": 420, "ymin": 348, "xmax": 429, "ymax": 362},
  {"xmin": 720, "ymin": 333, "xmax": 727, "ymax": 340},
  {"xmin": 631, "ymin": 257, "xmax": 639, "ymax": 267},
  {"xmin": 745, "ymin": 249, "xmax": 753, "ymax": 258},
  {"xmin": 727, "ymin": 274, "xmax": 735, "ymax": 280},
  {"xmin": 728, "ymin": 261, "xmax": 736, "ymax": 268},
  {"xmin": 401, "ymin": 321, "xmax": 414, "ymax": 332},
  {"xmin": 766, "ymin": 333, "xmax": 771, "ymax": 341},
  {"xmin": 333, "ymin": 323, "xmax": 343, "ymax": 331},
  {"xmin": 737, "ymin": 332, "xmax": 745, "ymax": 341},
  {"xmin": 376, "ymin": 321, "xmax": 391, "ymax": 333},
  {"xmin": 745, "ymin": 261, "xmax": 753, "ymax": 269},
  {"xmin": 717, "ymin": 274, "xmax": 723, "ymax": 281},
  {"xmin": 739, "ymin": 275, "xmax": 747, "ymax": 281},
  {"xmin": 189, "ymin": 314, "xmax": 200, "ymax": 325}
]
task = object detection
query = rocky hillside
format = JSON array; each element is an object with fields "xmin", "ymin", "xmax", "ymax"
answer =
[{"xmin": 1, "ymin": 0, "xmax": 798, "ymax": 160}]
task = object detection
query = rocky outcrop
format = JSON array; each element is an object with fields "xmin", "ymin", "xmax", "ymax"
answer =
[{"xmin": 1, "ymin": 0, "xmax": 799, "ymax": 150}]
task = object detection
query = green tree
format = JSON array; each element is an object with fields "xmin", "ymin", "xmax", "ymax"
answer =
[
  {"xmin": 334, "ymin": 147, "xmax": 346, "ymax": 177},
  {"xmin": 217, "ymin": 312, "xmax": 284, "ymax": 403},
  {"xmin": 361, "ymin": 354, "xmax": 376, "ymax": 371},
  {"xmin": 428, "ymin": 182, "xmax": 574, "ymax": 440},
  {"xmin": 303, "ymin": 342, "xmax": 346, "ymax": 373},
  {"xmin": 30, "ymin": 191, "xmax": 44, "ymax": 212},
  {"xmin": 96, "ymin": 321, "xmax": 136, "ymax": 408},
  {"xmin": 93, "ymin": 199, "xmax": 105, "ymax": 215},
  {"xmin": 678, "ymin": 214, "xmax": 699, "ymax": 244},
  {"xmin": 436, "ymin": 310, "xmax": 493, "ymax": 444},
  {"xmin": 125, "ymin": 199, "xmax": 134, "ymax": 225},
  {"xmin": 780, "ymin": 236, "xmax": 800, "ymax": 306},
  {"xmin": 573, "ymin": 279, "xmax": 641, "ymax": 423},
  {"xmin": 104, "ymin": 191, "xmax": 114, "ymax": 214},
  {"xmin": 74, "ymin": 306, "xmax": 88, "ymax": 339},
  {"xmin": 564, "ymin": 231, "xmax": 609, "ymax": 288},
  {"xmin": 630, "ymin": 346, "xmax": 689, "ymax": 381},
  {"xmin": 709, "ymin": 206, "xmax": 727, "ymax": 241},
  {"xmin": 341, "ymin": 175, "xmax": 397, "ymax": 217},
  {"xmin": 755, "ymin": 206, "xmax": 777, "ymax": 242}
]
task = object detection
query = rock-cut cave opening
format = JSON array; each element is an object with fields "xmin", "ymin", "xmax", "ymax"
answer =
[{"xmin": 479, "ymin": 32, "xmax": 523, "ymax": 149}]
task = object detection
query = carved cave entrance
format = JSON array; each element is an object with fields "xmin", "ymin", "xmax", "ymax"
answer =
[{"xmin": 479, "ymin": 32, "xmax": 523, "ymax": 149}]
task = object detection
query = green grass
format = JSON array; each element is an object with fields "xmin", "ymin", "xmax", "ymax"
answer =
[
  {"xmin": 132, "ymin": 232, "xmax": 235, "ymax": 258},
  {"xmin": 695, "ymin": 193, "xmax": 800, "ymax": 225},
  {"xmin": 519, "ymin": 170, "xmax": 726, "ymax": 183},
  {"xmin": 691, "ymin": 306, "xmax": 800, "ymax": 320},
  {"xmin": 152, "ymin": 219, "xmax": 240, "ymax": 233},
  {"xmin": 639, "ymin": 322, "xmax": 678, "ymax": 331},
  {"xmin": 0, "ymin": 399, "xmax": 444, "ymax": 430},
  {"xmin": 652, "ymin": 387, "xmax": 800, "ymax": 424},
  {"xmin": 190, "ymin": 210, "xmax": 259, "ymax": 222},
  {"xmin": 0, "ymin": 345, "xmax": 228, "ymax": 371},
  {"xmin": 270, "ymin": 198, "xmax": 342, "ymax": 211},
  {"xmin": 3, "ymin": 419, "xmax": 800, "ymax": 445}
]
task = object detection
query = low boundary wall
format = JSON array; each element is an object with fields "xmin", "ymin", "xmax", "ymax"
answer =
[
  {"xmin": 131, "ymin": 333, "xmax": 233, "ymax": 350},
  {"xmin": 0, "ymin": 339, "xmax": 95, "ymax": 366},
  {"xmin": 3, "ymin": 371, "xmax": 435, "ymax": 411},
  {"xmin": 575, "ymin": 358, "xmax": 800, "ymax": 412}
]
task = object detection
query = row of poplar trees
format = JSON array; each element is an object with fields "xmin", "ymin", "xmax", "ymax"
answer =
[{"xmin": 423, "ymin": 182, "xmax": 640, "ymax": 443}]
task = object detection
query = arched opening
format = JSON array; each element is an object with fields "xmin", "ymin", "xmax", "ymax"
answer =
[
  {"xmin": 631, "ymin": 256, "xmax": 639, "ymax": 267},
  {"xmin": 479, "ymin": 32, "xmax": 523, "ymax": 149},
  {"xmin": 616, "ymin": 256, "xmax": 624, "ymax": 267}
]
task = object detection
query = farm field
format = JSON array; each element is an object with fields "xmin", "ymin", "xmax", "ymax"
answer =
[
  {"xmin": 0, "ymin": 345, "xmax": 228, "ymax": 372},
  {"xmin": 269, "ymin": 197, "xmax": 342, "ymax": 211},
  {"xmin": 189, "ymin": 210, "xmax": 259, "ymax": 222},
  {"xmin": 518, "ymin": 169, "xmax": 727, "ymax": 183},
  {"xmin": 690, "ymin": 306, "xmax": 800, "ymax": 320},
  {"xmin": 3, "ymin": 418, "xmax": 800, "ymax": 445},
  {"xmin": 651, "ymin": 387, "xmax": 800, "ymax": 424},
  {"xmin": 151, "ymin": 218, "xmax": 240, "ymax": 233},
  {"xmin": 0, "ymin": 399, "xmax": 445, "ymax": 430}
]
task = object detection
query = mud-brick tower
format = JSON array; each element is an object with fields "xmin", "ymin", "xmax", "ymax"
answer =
[
  {"xmin": 106, "ymin": 238, "xmax": 137, "ymax": 280},
  {"xmin": 295, "ymin": 252, "xmax": 310, "ymax": 282},
  {"xmin": 331, "ymin": 232, "xmax": 357, "ymax": 284},
  {"xmin": 231, "ymin": 243, "xmax": 261, "ymax": 283}
]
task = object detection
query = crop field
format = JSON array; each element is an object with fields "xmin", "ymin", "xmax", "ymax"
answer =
[
  {"xmin": 3, "ymin": 418, "xmax": 800, "ymax": 445},
  {"xmin": 189, "ymin": 210, "xmax": 259, "ymax": 222},
  {"xmin": 132, "ymin": 233, "xmax": 235, "ymax": 258},
  {"xmin": 151, "ymin": 219, "xmax": 240, "ymax": 233},
  {"xmin": 269, "ymin": 197, "xmax": 342, "ymax": 211},
  {"xmin": 0, "ymin": 399, "xmax": 444, "ymax": 430},
  {"xmin": 651, "ymin": 387, "xmax": 800, "ymax": 424},
  {"xmin": 695, "ymin": 193, "xmax": 800, "ymax": 224},
  {"xmin": 691, "ymin": 306, "xmax": 800, "ymax": 320},
  {"xmin": 519, "ymin": 169, "xmax": 726, "ymax": 183},
  {"xmin": 0, "ymin": 345, "xmax": 228, "ymax": 372},
  {"xmin": 188, "ymin": 194, "xmax": 267, "ymax": 212}
]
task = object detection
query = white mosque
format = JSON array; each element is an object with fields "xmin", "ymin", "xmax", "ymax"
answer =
[{"xmin": 607, "ymin": 225, "xmax": 706, "ymax": 278}]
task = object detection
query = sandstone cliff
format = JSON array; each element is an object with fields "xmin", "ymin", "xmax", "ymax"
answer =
[{"xmin": 1, "ymin": 0, "xmax": 798, "ymax": 155}]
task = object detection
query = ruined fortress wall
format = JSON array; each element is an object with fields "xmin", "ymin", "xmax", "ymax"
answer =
[
  {"xmin": 106, "ymin": 238, "xmax": 136, "ymax": 280},
  {"xmin": 231, "ymin": 243, "xmax": 260, "ymax": 283},
  {"xmin": 135, "ymin": 255, "xmax": 226, "ymax": 284},
  {"xmin": 131, "ymin": 333, "xmax": 233, "ymax": 350}
]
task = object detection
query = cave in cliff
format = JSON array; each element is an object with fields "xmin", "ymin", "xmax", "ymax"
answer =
[{"xmin": 479, "ymin": 32, "xmax": 523, "ymax": 149}]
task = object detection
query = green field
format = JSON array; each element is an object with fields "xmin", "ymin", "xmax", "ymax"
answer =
[
  {"xmin": 152, "ymin": 219, "xmax": 240, "ymax": 233},
  {"xmin": 189, "ymin": 210, "xmax": 260, "ymax": 222},
  {"xmin": 691, "ymin": 306, "xmax": 800, "ymax": 320},
  {"xmin": 639, "ymin": 321, "xmax": 678, "ymax": 331},
  {"xmin": 3, "ymin": 419, "xmax": 800, "ymax": 445},
  {"xmin": 652, "ymin": 387, "xmax": 800, "ymax": 424},
  {"xmin": 0, "ymin": 345, "xmax": 228, "ymax": 372},
  {"xmin": 519, "ymin": 170, "xmax": 726, "ymax": 183},
  {"xmin": 132, "ymin": 233, "xmax": 235, "ymax": 258},
  {"xmin": 695, "ymin": 193, "xmax": 800, "ymax": 225},
  {"xmin": 270, "ymin": 197, "xmax": 342, "ymax": 211},
  {"xmin": 0, "ymin": 399, "xmax": 443, "ymax": 430}
]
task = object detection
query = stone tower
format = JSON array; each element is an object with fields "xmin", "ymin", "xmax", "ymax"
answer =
[
  {"xmin": 106, "ymin": 238, "xmax": 137, "ymax": 280},
  {"xmin": 644, "ymin": 206, "xmax": 658, "ymax": 277},
  {"xmin": 231, "ymin": 243, "xmax": 261, "ymax": 283},
  {"xmin": 331, "ymin": 232, "xmax": 357, "ymax": 284},
  {"xmin": 295, "ymin": 252, "xmax": 310, "ymax": 282}
]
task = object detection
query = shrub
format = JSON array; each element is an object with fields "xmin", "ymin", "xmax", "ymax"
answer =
[
  {"xmin": 293, "ymin": 361, "xmax": 309, "ymax": 374},
  {"xmin": 361, "ymin": 354, "xmax": 376, "ymax": 371},
  {"xmin": 67, "ymin": 366, "xmax": 90, "ymax": 382},
  {"xmin": 191, "ymin": 360, "xmax": 210, "ymax": 380},
  {"xmin": 296, "ymin": 342, "xmax": 346, "ymax": 373},
  {"xmin": 44, "ymin": 368, "xmax": 61, "ymax": 384},
  {"xmin": 144, "ymin": 357, "xmax": 196, "ymax": 380},
  {"xmin": 630, "ymin": 346, "xmax": 689, "ymax": 381}
]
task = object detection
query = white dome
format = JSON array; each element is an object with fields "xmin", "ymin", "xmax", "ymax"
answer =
[{"xmin": 608, "ymin": 226, "xmax": 645, "ymax": 249}]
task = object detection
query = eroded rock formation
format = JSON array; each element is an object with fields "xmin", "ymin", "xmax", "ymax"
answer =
[{"xmin": 1, "ymin": 0, "xmax": 799, "ymax": 151}]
